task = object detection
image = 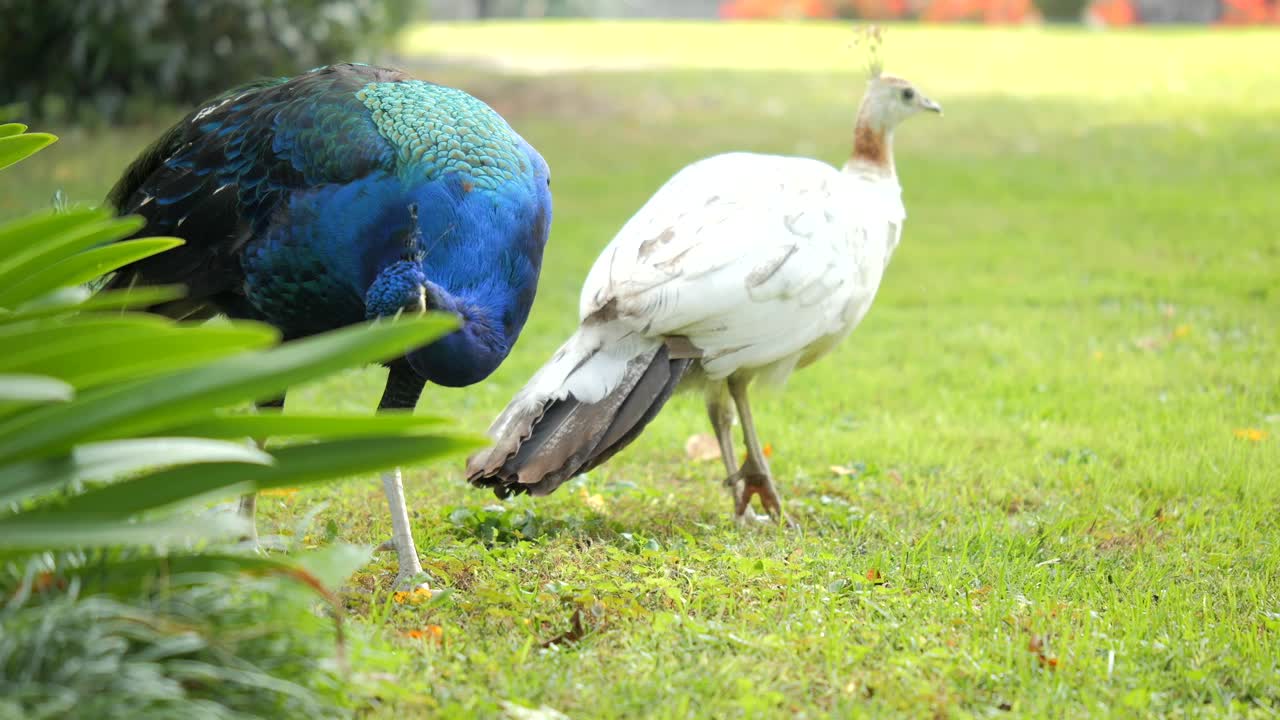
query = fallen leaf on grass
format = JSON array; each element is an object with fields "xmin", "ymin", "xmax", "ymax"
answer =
[
  {"xmin": 393, "ymin": 587, "xmax": 432, "ymax": 605},
  {"xmin": 684, "ymin": 433, "xmax": 720, "ymax": 461},
  {"xmin": 1028, "ymin": 634, "xmax": 1059, "ymax": 670},
  {"xmin": 1234, "ymin": 428, "xmax": 1267, "ymax": 442},
  {"xmin": 578, "ymin": 487, "xmax": 607, "ymax": 513},
  {"xmin": 402, "ymin": 625, "xmax": 443, "ymax": 642},
  {"xmin": 540, "ymin": 609, "xmax": 585, "ymax": 648}
]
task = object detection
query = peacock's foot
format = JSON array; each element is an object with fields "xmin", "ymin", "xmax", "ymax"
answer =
[
  {"xmin": 387, "ymin": 549, "xmax": 445, "ymax": 597},
  {"xmin": 393, "ymin": 571, "xmax": 434, "ymax": 594}
]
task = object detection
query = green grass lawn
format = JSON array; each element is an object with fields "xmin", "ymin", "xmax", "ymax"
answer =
[{"xmin": 8, "ymin": 21, "xmax": 1279, "ymax": 719}]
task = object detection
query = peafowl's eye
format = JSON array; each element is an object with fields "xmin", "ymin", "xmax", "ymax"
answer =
[{"xmin": 901, "ymin": 88, "xmax": 915, "ymax": 102}]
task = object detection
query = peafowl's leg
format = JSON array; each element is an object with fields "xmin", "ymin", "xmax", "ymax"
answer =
[
  {"xmin": 239, "ymin": 395, "xmax": 285, "ymax": 544},
  {"xmin": 377, "ymin": 362, "xmax": 430, "ymax": 590},
  {"xmin": 728, "ymin": 377, "xmax": 795, "ymax": 528},
  {"xmin": 705, "ymin": 383, "xmax": 764, "ymax": 523}
]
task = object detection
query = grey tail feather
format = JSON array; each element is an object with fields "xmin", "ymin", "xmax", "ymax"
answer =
[{"xmin": 468, "ymin": 345, "xmax": 691, "ymax": 498}]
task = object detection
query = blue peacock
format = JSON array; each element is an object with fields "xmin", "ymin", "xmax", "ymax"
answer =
[{"xmin": 106, "ymin": 63, "xmax": 553, "ymax": 588}]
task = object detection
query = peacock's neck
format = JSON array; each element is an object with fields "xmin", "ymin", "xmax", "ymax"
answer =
[{"xmin": 846, "ymin": 107, "xmax": 896, "ymax": 180}]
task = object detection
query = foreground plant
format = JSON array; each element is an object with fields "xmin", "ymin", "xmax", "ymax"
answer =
[{"xmin": 0, "ymin": 126, "xmax": 477, "ymax": 717}]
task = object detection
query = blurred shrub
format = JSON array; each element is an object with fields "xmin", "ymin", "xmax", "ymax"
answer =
[
  {"xmin": 0, "ymin": 0, "xmax": 412, "ymax": 124},
  {"xmin": 1034, "ymin": 0, "xmax": 1089, "ymax": 19},
  {"xmin": 0, "ymin": 579, "xmax": 353, "ymax": 720}
]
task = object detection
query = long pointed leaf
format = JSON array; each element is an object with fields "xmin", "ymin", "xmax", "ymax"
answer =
[
  {"xmin": 0, "ymin": 208, "xmax": 107, "ymax": 263},
  {"xmin": 0, "ymin": 374, "xmax": 74, "ymax": 403},
  {"xmin": 13, "ymin": 324, "xmax": 282, "ymax": 390},
  {"xmin": 55, "ymin": 433, "xmax": 483, "ymax": 517},
  {"xmin": 0, "ymin": 237, "xmax": 183, "ymax": 308},
  {"xmin": 0, "ymin": 437, "xmax": 273, "ymax": 506},
  {"xmin": 0, "ymin": 215, "xmax": 145, "ymax": 290},
  {"xmin": 0, "ymin": 132, "xmax": 57, "ymax": 171},
  {"xmin": 73, "ymin": 553, "xmax": 295, "ymax": 595},
  {"xmin": 0, "ymin": 314, "xmax": 458, "ymax": 463},
  {"xmin": 0, "ymin": 285, "xmax": 185, "ymax": 324},
  {"xmin": 164, "ymin": 411, "xmax": 448, "ymax": 440},
  {"xmin": 0, "ymin": 513, "xmax": 245, "ymax": 555}
]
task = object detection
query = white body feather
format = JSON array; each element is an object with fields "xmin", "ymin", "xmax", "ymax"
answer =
[{"xmin": 485, "ymin": 151, "xmax": 905, "ymax": 440}]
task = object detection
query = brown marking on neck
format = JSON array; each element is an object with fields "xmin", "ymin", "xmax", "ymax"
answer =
[{"xmin": 852, "ymin": 123, "xmax": 889, "ymax": 170}]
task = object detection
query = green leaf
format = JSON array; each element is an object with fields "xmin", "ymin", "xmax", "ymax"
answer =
[
  {"xmin": 0, "ymin": 285, "xmax": 185, "ymax": 324},
  {"xmin": 0, "ymin": 315, "xmax": 191, "ymax": 369},
  {"xmin": 0, "ymin": 374, "xmax": 74, "ymax": 403},
  {"xmin": 0, "ymin": 315, "xmax": 279, "ymax": 387},
  {"xmin": 0, "ymin": 132, "xmax": 57, "ymax": 171},
  {"xmin": 56, "ymin": 433, "xmax": 484, "ymax": 517},
  {"xmin": 4, "ymin": 322, "xmax": 281, "ymax": 390},
  {"xmin": 0, "ymin": 123, "xmax": 28, "ymax": 139},
  {"xmin": 0, "ymin": 208, "xmax": 107, "ymax": 262},
  {"xmin": 165, "ymin": 410, "xmax": 448, "ymax": 440},
  {"xmin": 0, "ymin": 437, "xmax": 273, "ymax": 506},
  {"xmin": 0, "ymin": 314, "xmax": 458, "ymax": 463},
  {"xmin": 0, "ymin": 513, "xmax": 245, "ymax": 554},
  {"xmin": 0, "ymin": 237, "xmax": 183, "ymax": 308},
  {"xmin": 72, "ymin": 553, "xmax": 301, "ymax": 597},
  {"xmin": 0, "ymin": 214, "xmax": 144, "ymax": 294},
  {"xmin": 296, "ymin": 543, "xmax": 374, "ymax": 591}
]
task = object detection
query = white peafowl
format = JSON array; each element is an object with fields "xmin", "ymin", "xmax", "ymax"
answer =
[{"xmin": 467, "ymin": 66, "xmax": 941, "ymax": 524}]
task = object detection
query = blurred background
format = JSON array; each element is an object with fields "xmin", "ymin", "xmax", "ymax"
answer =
[{"xmin": 2, "ymin": 0, "xmax": 1275, "ymax": 126}]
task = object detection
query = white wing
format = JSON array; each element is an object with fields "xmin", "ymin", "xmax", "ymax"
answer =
[{"xmin": 580, "ymin": 152, "xmax": 905, "ymax": 382}]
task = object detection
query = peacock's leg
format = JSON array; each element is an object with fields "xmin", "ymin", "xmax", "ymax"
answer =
[
  {"xmin": 240, "ymin": 395, "xmax": 285, "ymax": 544},
  {"xmin": 237, "ymin": 492, "xmax": 258, "ymax": 543},
  {"xmin": 728, "ymin": 376, "xmax": 795, "ymax": 527},
  {"xmin": 377, "ymin": 362, "xmax": 430, "ymax": 590},
  {"xmin": 706, "ymin": 382, "xmax": 764, "ymax": 523}
]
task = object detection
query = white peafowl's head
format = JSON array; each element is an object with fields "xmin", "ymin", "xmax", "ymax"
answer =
[{"xmin": 859, "ymin": 74, "xmax": 943, "ymax": 131}]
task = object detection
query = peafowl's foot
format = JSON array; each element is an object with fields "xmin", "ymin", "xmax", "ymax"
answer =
[
  {"xmin": 393, "ymin": 570, "xmax": 434, "ymax": 594},
  {"xmin": 723, "ymin": 471, "xmax": 766, "ymax": 524},
  {"xmin": 734, "ymin": 471, "xmax": 797, "ymax": 529}
]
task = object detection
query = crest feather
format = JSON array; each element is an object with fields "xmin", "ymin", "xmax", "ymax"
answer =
[{"xmin": 853, "ymin": 25, "xmax": 885, "ymax": 80}]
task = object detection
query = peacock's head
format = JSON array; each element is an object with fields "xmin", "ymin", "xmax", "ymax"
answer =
[{"xmin": 365, "ymin": 260, "xmax": 431, "ymax": 320}]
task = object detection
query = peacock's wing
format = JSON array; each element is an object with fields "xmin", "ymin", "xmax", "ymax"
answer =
[{"xmin": 104, "ymin": 63, "xmax": 406, "ymax": 311}]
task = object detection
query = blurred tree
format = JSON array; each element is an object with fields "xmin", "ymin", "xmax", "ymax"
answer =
[{"xmin": 0, "ymin": 0, "xmax": 413, "ymax": 124}]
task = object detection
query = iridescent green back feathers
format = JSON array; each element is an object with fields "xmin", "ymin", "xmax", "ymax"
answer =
[{"xmin": 357, "ymin": 81, "xmax": 522, "ymax": 190}]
